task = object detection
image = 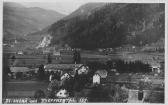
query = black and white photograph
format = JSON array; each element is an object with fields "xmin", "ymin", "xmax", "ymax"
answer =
[{"xmin": 1, "ymin": 0, "xmax": 166, "ymax": 104}]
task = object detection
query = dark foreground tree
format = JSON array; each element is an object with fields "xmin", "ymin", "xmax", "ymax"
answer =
[
  {"xmin": 37, "ymin": 64, "xmax": 45, "ymax": 80},
  {"xmin": 34, "ymin": 89, "xmax": 45, "ymax": 103},
  {"xmin": 88, "ymin": 85, "xmax": 111, "ymax": 102},
  {"xmin": 47, "ymin": 54, "xmax": 52, "ymax": 64}
]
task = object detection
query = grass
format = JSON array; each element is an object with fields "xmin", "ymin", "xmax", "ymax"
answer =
[{"xmin": 3, "ymin": 81, "xmax": 49, "ymax": 98}]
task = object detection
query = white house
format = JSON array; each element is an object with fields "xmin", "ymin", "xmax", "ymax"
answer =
[
  {"xmin": 60, "ymin": 73, "xmax": 71, "ymax": 80},
  {"xmin": 93, "ymin": 74, "xmax": 101, "ymax": 85},
  {"xmin": 93, "ymin": 70, "xmax": 108, "ymax": 85},
  {"xmin": 17, "ymin": 51, "xmax": 23, "ymax": 55},
  {"xmin": 56, "ymin": 89, "xmax": 69, "ymax": 98}
]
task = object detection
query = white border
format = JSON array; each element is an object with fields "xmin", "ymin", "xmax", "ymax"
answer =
[
  {"xmin": 2, "ymin": 0, "xmax": 167, "ymax": 3},
  {"xmin": 0, "ymin": 0, "xmax": 167, "ymax": 105}
]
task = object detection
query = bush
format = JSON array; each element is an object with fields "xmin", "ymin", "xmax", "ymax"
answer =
[{"xmin": 34, "ymin": 89, "xmax": 45, "ymax": 103}]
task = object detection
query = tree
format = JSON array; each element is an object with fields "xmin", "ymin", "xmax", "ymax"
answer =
[
  {"xmin": 76, "ymin": 51, "xmax": 81, "ymax": 64},
  {"xmin": 73, "ymin": 50, "xmax": 77, "ymax": 64},
  {"xmin": 47, "ymin": 79, "xmax": 61, "ymax": 98},
  {"xmin": 38, "ymin": 64, "xmax": 45, "ymax": 80},
  {"xmin": 88, "ymin": 85, "xmax": 111, "ymax": 102},
  {"xmin": 34, "ymin": 89, "xmax": 45, "ymax": 103},
  {"xmin": 109, "ymin": 84, "xmax": 128, "ymax": 102},
  {"xmin": 47, "ymin": 54, "xmax": 52, "ymax": 64},
  {"xmin": 11, "ymin": 55, "xmax": 16, "ymax": 65}
]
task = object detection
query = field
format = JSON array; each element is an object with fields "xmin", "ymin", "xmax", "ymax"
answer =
[{"xmin": 3, "ymin": 80, "xmax": 49, "ymax": 98}]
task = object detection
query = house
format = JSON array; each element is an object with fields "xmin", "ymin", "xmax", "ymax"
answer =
[
  {"xmin": 95, "ymin": 69, "xmax": 108, "ymax": 78},
  {"xmin": 17, "ymin": 51, "xmax": 23, "ymax": 55},
  {"xmin": 42, "ymin": 47, "xmax": 51, "ymax": 54},
  {"xmin": 93, "ymin": 74, "xmax": 101, "ymax": 85},
  {"xmin": 93, "ymin": 70, "xmax": 108, "ymax": 84},
  {"xmin": 44, "ymin": 64, "xmax": 88, "ymax": 76},
  {"xmin": 151, "ymin": 64, "xmax": 161, "ymax": 74},
  {"xmin": 109, "ymin": 69, "xmax": 117, "ymax": 76},
  {"xmin": 56, "ymin": 89, "xmax": 69, "ymax": 98},
  {"xmin": 44, "ymin": 64, "xmax": 88, "ymax": 79},
  {"xmin": 44, "ymin": 64, "xmax": 83, "ymax": 71},
  {"xmin": 60, "ymin": 73, "xmax": 71, "ymax": 80},
  {"xmin": 53, "ymin": 50, "xmax": 61, "ymax": 56},
  {"xmin": 10, "ymin": 67, "xmax": 31, "ymax": 79},
  {"xmin": 75, "ymin": 65, "xmax": 89, "ymax": 75}
]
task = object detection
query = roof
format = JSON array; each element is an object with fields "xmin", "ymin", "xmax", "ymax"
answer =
[
  {"xmin": 10, "ymin": 67, "xmax": 31, "ymax": 73},
  {"xmin": 95, "ymin": 70, "xmax": 108, "ymax": 78},
  {"xmin": 151, "ymin": 63, "xmax": 161, "ymax": 68},
  {"xmin": 61, "ymin": 72, "xmax": 71, "ymax": 77},
  {"xmin": 44, "ymin": 64, "xmax": 83, "ymax": 70}
]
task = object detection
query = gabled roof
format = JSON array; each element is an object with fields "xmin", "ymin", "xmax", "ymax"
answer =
[
  {"xmin": 44, "ymin": 64, "xmax": 83, "ymax": 70},
  {"xmin": 10, "ymin": 67, "xmax": 30, "ymax": 72},
  {"xmin": 61, "ymin": 72, "xmax": 71, "ymax": 77},
  {"xmin": 75, "ymin": 64, "xmax": 88, "ymax": 71},
  {"xmin": 61, "ymin": 72, "xmax": 72, "ymax": 80},
  {"xmin": 95, "ymin": 69, "xmax": 108, "ymax": 78},
  {"xmin": 63, "ymin": 69, "xmax": 77, "ymax": 77}
]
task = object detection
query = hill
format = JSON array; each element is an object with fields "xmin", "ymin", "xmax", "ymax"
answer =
[
  {"xmin": 3, "ymin": 2, "xmax": 66, "ymax": 43},
  {"xmin": 31, "ymin": 3, "xmax": 165, "ymax": 50}
]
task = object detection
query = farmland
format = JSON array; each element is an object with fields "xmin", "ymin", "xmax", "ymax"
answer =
[{"xmin": 3, "ymin": 81, "xmax": 49, "ymax": 98}]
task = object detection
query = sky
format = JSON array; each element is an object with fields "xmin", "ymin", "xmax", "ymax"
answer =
[
  {"xmin": 3, "ymin": 0, "xmax": 91, "ymax": 15},
  {"xmin": 18, "ymin": 2, "xmax": 87, "ymax": 15},
  {"xmin": 3, "ymin": 0, "xmax": 166, "ymax": 15}
]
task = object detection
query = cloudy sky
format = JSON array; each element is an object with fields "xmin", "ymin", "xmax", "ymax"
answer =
[
  {"xmin": 18, "ymin": 2, "xmax": 87, "ymax": 15},
  {"xmin": 4, "ymin": 0, "xmax": 161, "ymax": 15}
]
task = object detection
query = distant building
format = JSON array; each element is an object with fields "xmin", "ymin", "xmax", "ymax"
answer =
[
  {"xmin": 43, "ymin": 47, "xmax": 51, "ymax": 54},
  {"xmin": 115, "ymin": 45, "xmax": 139, "ymax": 52},
  {"xmin": 109, "ymin": 69, "xmax": 117, "ymax": 75},
  {"xmin": 14, "ymin": 39, "xmax": 18, "ymax": 44},
  {"xmin": 53, "ymin": 50, "xmax": 61, "ymax": 56},
  {"xmin": 44, "ymin": 64, "xmax": 88, "ymax": 77},
  {"xmin": 17, "ymin": 51, "xmax": 23, "ymax": 55},
  {"xmin": 151, "ymin": 64, "xmax": 161, "ymax": 74},
  {"xmin": 10, "ymin": 67, "xmax": 31, "ymax": 79}
]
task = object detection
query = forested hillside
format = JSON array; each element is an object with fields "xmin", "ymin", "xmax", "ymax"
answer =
[{"xmin": 41, "ymin": 3, "xmax": 165, "ymax": 49}]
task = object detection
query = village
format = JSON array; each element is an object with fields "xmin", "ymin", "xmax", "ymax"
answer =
[{"xmin": 3, "ymin": 42, "xmax": 164, "ymax": 103}]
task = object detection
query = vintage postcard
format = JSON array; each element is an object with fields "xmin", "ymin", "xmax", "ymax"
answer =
[{"xmin": 1, "ymin": 0, "xmax": 167, "ymax": 104}]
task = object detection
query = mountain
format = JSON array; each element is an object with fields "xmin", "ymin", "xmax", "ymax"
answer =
[
  {"xmin": 33, "ymin": 3, "xmax": 105, "ymax": 48},
  {"xmin": 34, "ymin": 3, "xmax": 165, "ymax": 50},
  {"xmin": 62, "ymin": 3, "xmax": 106, "ymax": 20},
  {"xmin": 3, "ymin": 2, "xmax": 66, "ymax": 42}
]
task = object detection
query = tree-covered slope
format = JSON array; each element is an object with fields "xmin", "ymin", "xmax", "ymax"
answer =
[{"xmin": 45, "ymin": 3, "xmax": 165, "ymax": 49}]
